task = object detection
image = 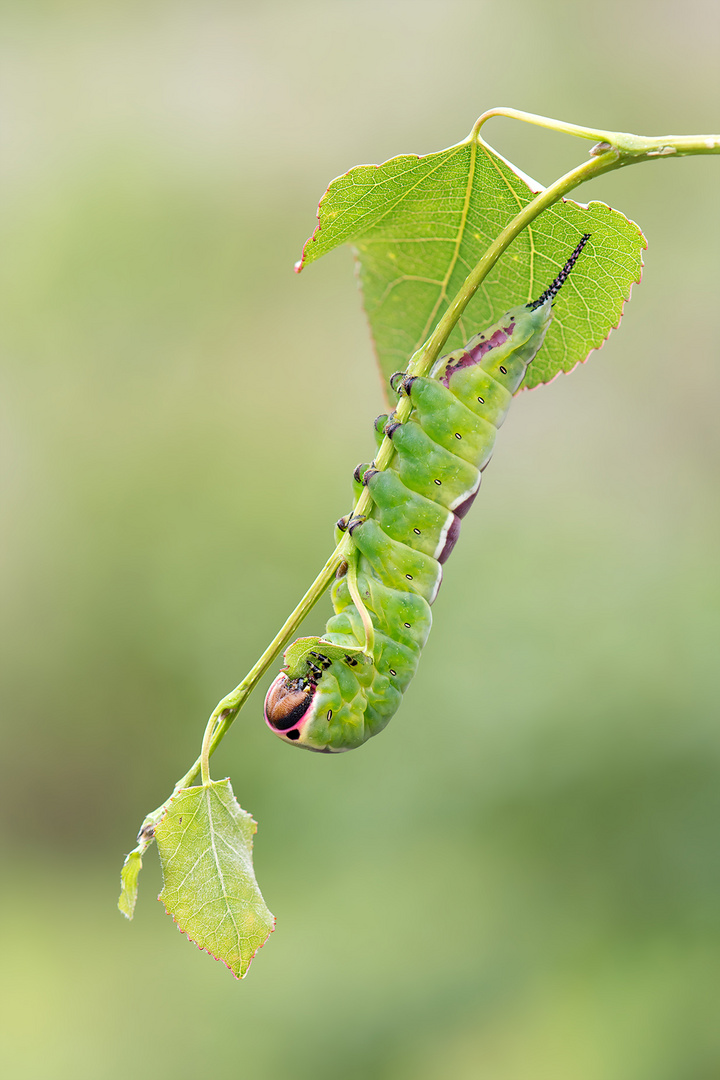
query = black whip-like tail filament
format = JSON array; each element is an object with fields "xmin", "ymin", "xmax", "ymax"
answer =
[{"xmin": 527, "ymin": 233, "xmax": 591, "ymax": 310}]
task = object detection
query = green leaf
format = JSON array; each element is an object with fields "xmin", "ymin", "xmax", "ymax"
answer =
[
  {"xmin": 297, "ymin": 134, "xmax": 646, "ymax": 391},
  {"xmin": 118, "ymin": 850, "xmax": 143, "ymax": 919},
  {"xmin": 155, "ymin": 779, "xmax": 274, "ymax": 979}
]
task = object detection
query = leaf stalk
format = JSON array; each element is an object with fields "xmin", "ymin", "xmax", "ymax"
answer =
[{"xmin": 473, "ymin": 107, "xmax": 720, "ymax": 158}]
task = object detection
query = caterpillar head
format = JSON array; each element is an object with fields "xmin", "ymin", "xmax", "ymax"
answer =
[
  {"xmin": 264, "ymin": 673, "xmax": 315, "ymax": 739},
  {"xmin": 264, "ymin": 637, "xmax": 372, "ymax": 752}
]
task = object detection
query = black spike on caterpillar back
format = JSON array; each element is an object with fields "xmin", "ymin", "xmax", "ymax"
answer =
[{"xmin": 528, "ymin": 233, "xmax": 591, "ymax": 310}]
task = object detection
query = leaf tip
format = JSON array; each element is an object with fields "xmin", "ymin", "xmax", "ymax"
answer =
[{"xmin": 158, "ymin": 897, "xmax": 276, "ymax": 979}]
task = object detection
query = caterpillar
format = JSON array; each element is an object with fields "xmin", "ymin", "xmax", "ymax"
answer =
[{"xmin": 264, "ymin": 235, "xmax": 591, "ymax": 753}]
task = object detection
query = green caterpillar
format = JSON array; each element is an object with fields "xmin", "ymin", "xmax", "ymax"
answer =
[{"xmin": 264, "ymin": 235, "xmax": 591, "ymax": 752}]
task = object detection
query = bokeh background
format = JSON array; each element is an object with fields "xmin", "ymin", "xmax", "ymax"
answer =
[{"xmin": 1, "ymin": 2, "xmax": 719, "ymax": 1077}]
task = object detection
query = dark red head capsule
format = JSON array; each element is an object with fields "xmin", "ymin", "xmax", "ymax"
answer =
[{"xmin": 264, "ymin": 674, "xmax": 314, "ymax": 732}]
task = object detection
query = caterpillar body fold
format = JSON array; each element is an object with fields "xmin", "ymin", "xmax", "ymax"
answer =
[{"xmin": 265, "ymin": 236, "xmax": 591, "ymax": 752}]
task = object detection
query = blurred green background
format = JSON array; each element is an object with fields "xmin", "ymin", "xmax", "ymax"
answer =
[{"xmin": 1, "ymin": 2, "xmax": 719, "ymax": 1077}]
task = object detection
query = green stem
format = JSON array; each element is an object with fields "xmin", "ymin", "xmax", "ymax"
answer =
[
  {"xmin": 473, "ymin": 107, "xmax": 720, "ymax": 157},
  {"xmin": 135, "ymin": 111, "xmax": 720, "ymax": 836},
  {"xmin": 199, "ymin": 710, "xmax": 215, "ymax": 787},
  {"xmin": 137, "ymin": 540, "xmax": 349, "ymax": 826},
  {"xmin": 187, "ymin": 539, "xmax": 347, "ymax": 778}
]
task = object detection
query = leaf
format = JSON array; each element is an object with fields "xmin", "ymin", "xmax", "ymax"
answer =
[
  {"xmin": 297, "ymin": 133, "xmax": 646, "ymax": 392},
  {"xmin": 155, "ymin": 779, "xmax": 275, "ymax": 978},
  {"xmin": 118, "ymin": 850, "xmax": 143, "ymax": 919}
]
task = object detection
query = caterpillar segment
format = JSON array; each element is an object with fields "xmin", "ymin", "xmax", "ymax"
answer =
[{"xmin": 264, "ymin": 235, "xmax": 591, "ymax": 752}]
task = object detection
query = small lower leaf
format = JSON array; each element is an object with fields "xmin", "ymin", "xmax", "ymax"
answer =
[
  {"xmin": 155, "ymin": 779, "xmax": 274, "ymax": 978},
  {"xmin": 118, "ymin": 850, "xmax": 143, "ymax": 919}
]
